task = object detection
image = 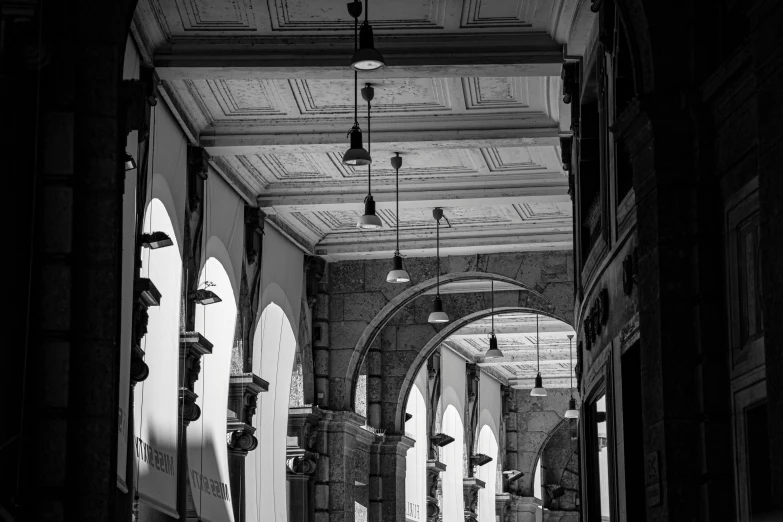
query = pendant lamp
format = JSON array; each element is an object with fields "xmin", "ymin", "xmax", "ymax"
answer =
[
  {"xmin": 565, "ymin": 334, "xmax": 579, "ymax": 418},
  {"xmin": 343, "ymin": 69, "xmax": 371, "ymax": 166},
  {"xmin": 387, "ymin": 152, "xmax": 410, "ymax": 283},
  {"xmin": 531, "ymin": 314, "xmax": 547, "ymax": 396},
  {"xmin": 356, "ymin": 83, "xmax": 382, "ymax": 229},
  {"xmin": 349, "ymin": 0, "xmax": 385, "ymax": 71},
  {"xmin": 428, "ymin": 208, "xmax": 449, "ymax": 323},
  {"xmin": 484, "ymin": 280, "xmax": 503, "ymax": 359}
]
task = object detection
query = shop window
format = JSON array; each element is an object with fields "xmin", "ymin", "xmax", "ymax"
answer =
[
  {"xmin": 621, "ymin": 343, "xmax": 645, "ymax": 521},
  {"xmin": 613, "ymin": 16, "xmax": 635, "ymax": 206},
  {"xmin": 588, "ymin": 394, "xmax": 612, "ymax": 521},
  {"xmin": 578, "ymin": 71, "xmax": 601, "ymax": 265}
]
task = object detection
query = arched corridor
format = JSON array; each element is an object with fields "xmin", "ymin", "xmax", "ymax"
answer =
[{"xmin": 6, "ymin": 0, "xmax": 783, "ymax": 521}]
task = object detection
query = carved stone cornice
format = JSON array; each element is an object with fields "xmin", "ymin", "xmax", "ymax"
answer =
[
  {"xmin": 179, "ymin": 332, "xmax": 213, "ymax": 425},
  {"xmin": 287, "ymin": 405, "xmax": 323, "ymax": 477},
  {"xmin": 462, "ymin": 477, "xmax": 485, "ymax": 522},
  {"xmin": 130, "ymin": 278, "xmax": 161, "ymax": 384},
  {"xmin": 226, "ymin": 373, "xmax": 268, "ymax": 456}
]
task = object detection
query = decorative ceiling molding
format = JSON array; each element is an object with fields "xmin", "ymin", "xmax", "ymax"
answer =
[
  {"xmin": 289, "ymin": 78, "xmax": 451, "ymax": 115},
  {"xmin": 268, "ymin": 0, "xmax": 448, "ymax": 31},
  {"xmin": 460, "ymin": 0, "xmax": 532, "ymax": 29},
  {"xmin": 462, "ymin": 77, "xmax": 529, "ymax": 111}
]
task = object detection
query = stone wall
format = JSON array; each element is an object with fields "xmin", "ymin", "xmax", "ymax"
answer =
[
  {"xmin": 505, "ymin": 389, "xmax": 575, "ymax": 498},
  {"xmin": 326, "ymin": 250, "xmax": 574, "ymax": 431}
]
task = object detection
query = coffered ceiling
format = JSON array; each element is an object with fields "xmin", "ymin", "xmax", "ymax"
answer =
[
  {"xmin": 132, "ymin": 0, "xmax": 591, "ymax": 259},
  {"xmin": 444, "ymin": 312, "xmax": 576, "ymax": 388}
]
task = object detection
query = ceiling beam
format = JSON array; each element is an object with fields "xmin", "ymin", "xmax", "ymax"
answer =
[
  {"xmin": 479, "ymin": 358, "xmax": 573, "ymax": 366},
  {"xmin": 452, "ymin": 322, "xmax": 576, "ymax": 336},
  {"xmin": 201, "ymin": 129, "xmax": 561, "ymax": 156},
  {"xmin": 153, "ymin": 33, "xmax": 563, "ymax": 78},
  {"xmin": 259, "ymin": 186, "xmax": 569, "ymax": 210},
  {"xmin": 510, "ymin": 378, "xmax": 573, "ymax": 389}
]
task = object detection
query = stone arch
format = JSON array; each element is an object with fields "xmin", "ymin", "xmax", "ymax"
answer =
[
  {"xmin": 616, "ymin": 0, "xmax": 655, "ymax": 94},
  {"xmin": 538, "ymin": 419, "xmax": 580, "ymax": 511},
  {"xmin": 395, "ymin": 306, "xmax": 572, "ymax": 433},
  {"xmin": 347, "ymin": 271, "xmax": 568, "ymax": 415}
]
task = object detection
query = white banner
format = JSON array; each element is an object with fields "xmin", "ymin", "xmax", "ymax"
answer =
[
  {"xmin": 405, "ymin": 367, "xmax": 429, "ymax": 522},
  {"xmin": 133, "ymin": 198, "xmax": 182, "ymax": 517},
  {"xmin": 190, "ymin": 255, "xmax": 236, "ymax": 522}
]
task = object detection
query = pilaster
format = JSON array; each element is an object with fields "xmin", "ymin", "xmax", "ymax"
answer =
[
  {"xmin": 368, "ymin": 433, "xmax": 415, "ymax": 522},
  {"xmin": 287, "ymin": 406, "xmax": 323, "ymax": 522},
  {"xmin": 315, "ymin": 411, "xmax": 375, "ymax": 522},
  {"xmin": 178, "ymin": 332, "xmax": 213, "ymax": 520}
]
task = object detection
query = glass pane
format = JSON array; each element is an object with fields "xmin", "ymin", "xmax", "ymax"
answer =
[{"xmin": 594, "ymin": 395, "xmax": 611, "ymax": 521}]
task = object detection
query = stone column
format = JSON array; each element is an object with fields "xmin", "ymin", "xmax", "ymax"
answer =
[
  {"xmin": 508, "ymin": 497, "xmax": 540, "ymax": 522},
  {"xmin": 315, "ymin": 411, "xmax": 374, "ymax": 522},
  {"xmin": 462, "ymin": 478, "xmax": 484, "ymax": 522},
  {"xmin": 426, "ymin": 459, "xmax": 446, "ymax": 522},
  {"xmin": 368, "ymin": 433, "xmax": 415, "ymax": 522},
  {"xmin": 226, "ymin": 373, "xmax": 268, "ymax": 522},
  {"xmin": 178, "ymin": 332, "xmax": 213, "ymax": 520},
  {"xmin": 287, "ymin": 406, "xmax": 323, "ymax": 522}
]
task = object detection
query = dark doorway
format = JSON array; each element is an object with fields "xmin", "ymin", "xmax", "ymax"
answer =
[{"xmin": 621, "ymin": 342, "xmax": 646, "ymax": 521}]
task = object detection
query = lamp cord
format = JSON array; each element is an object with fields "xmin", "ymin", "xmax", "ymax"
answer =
[
  {"xmin": 536, "ymin": 314, "xmax": 540, "ymax": 374},
  {"xmin": 436, "ymin": 217, "xmax": 440, "ymax": 296},
  {"xmin": 569, "ymin": 337, "xmax": 574, "ymax": 397},
  {"xmin": 367, "ymin": 89, "xmax": 371, "ymax": 196},
  {"xmin": 395, "ymin": 159, "xmax": 400, "ymax": 255},
  {"xmin": 491, "ymin": 280, "xmax": 494, "ymax": 334}
]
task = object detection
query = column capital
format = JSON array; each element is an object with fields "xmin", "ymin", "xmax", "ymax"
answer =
[
  {"xmin": 226, "ymin": 373, "xmax": 267, "ymax": 456},
  {"xmin": 462, "ymin": 477, "xmax": 485, "ymax": 522}
]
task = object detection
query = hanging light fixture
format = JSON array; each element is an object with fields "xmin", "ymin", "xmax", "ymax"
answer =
[
  {"xmin": 140, "ymin": 231, "xmax": 173, "ymax": 250},
  {"xmin": 356, "ymin": 83, "xmax": 382, "ymax": 229},
  {"xmin": 565, "ymin": 333, "xmax": 579, "ymax": 418},
  {"xmin": 485, "ymin": 280, "xmax": 503, "ymax": 359},
  {"xmin": 125, "ymin": 152, "xmax": 137, "ymax": 171},
  {"xmin": 531, "ymin": 314, "xmax": 547, "ymax": 396},
  {"xmin": 350, "ymin": 0, "xmax": 385, "ymax": 71},
  {"xmin": 189, "ymin": 288, "xmax": 222, "ymax": 306},
  {"xmin": 342, "ymin": 70, "xmax": 372, "ymax": 166},
  {"xmin": 386, "ymin": 152, "xmax": 410, "ymax": 282},
  {"xmin": 428, "ymin": 208, "xmax": 449, "ymax": 324}
]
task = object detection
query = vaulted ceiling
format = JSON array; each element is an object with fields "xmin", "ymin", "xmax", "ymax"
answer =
[{"xmin": 132, "ymin": 0, "xmax": 594, "ymax": 260}]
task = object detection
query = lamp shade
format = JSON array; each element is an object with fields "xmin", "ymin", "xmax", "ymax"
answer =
[
  {"xmin": 386, "ymin": 254, "xmax": 410, "ymax": 283},
  {"xmin": 190, "ymin": 289, "xmax": 222, "ymax": 306},
  {"xmin": 357, "ymin": 195, "xmax": 383, "ymax": 229},
  {"xmin": 351, "ymin": 23, "xmax": 385, "ymax": 71},
  {"xmin": 484, "ymin": 334, "xmax": 503, "ymax": 359},
  {"xmin": 124, "ymin": 152, "xmax": 137, "ymax": 171},
  {"xmin": 343, "ymin": 128, "xmax": 372, "ymax": 165},
  {"xmin": 530, "ymin": 372, "xmax": 547, "ymax": 396},
  {"xmin": 428, "ymin": 295, "xmax": 449, "ymax": 323},
  {"xmin": 565, "ymin": 397, "xmax": 579, "ymax": 418},
  {"xmin": 140, "ymin": 231, "xmax": 173, "ymax": 250}
]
